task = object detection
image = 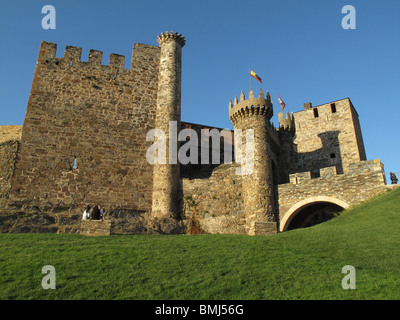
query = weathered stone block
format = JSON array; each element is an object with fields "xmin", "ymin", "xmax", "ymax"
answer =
[
  {"xmin": 320, "ymin": 166, "xmax": 337, "ymax": 178},
  {"xmin": 80, "ymin": 220, "xmax": 111, "ymax": 236},
  {"xmin": 248, "ymin": 221, "xmax": 277, "ymax": 236}
]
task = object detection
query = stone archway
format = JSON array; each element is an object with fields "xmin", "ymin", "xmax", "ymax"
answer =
[{"xmin": 280, "ymin": 196, "xmax": 350, "ymax": 232}]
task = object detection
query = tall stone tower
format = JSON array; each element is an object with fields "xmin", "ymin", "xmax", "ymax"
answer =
[
  {"xmin": 229, "ymin": 89, "xmax": 277, "ymax": 235},
  {"xmin": 277, "ymin": 110, "xmax": 296, "ymax": 184},
  {"xmin": 151, "ymin": 32, "xmax": 186, "ymax": 220}
]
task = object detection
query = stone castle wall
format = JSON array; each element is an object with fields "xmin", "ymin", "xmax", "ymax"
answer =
[
  {"xmin": 182, "ymin": 163, "xmax": 245, "ymax": 234},
  {"xmin": 181, "ymin": 159, "xmax": 389, "ymax": 234},
  {"xmin": 7, "ymin": 41, "xmax": 161, "ymax": 213},
  {"xmin": 180, "ymin": 122, "xmax": 234, "ymax": 179},
  {"xmin": 0, "ymin": 126, "xmax": 21, "ymax": 207},
  {"xmin": 0, "ymin": 140, "xmax": 20, "ymax": 207}
]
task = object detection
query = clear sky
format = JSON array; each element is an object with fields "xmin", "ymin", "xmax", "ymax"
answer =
[{"xmin": 0, "ymin": 0, "xmax": 399, "ymax": 177}]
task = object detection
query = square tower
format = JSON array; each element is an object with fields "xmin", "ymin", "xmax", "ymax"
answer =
[{"xmin": 292, "ymin": 98, "xmax": 366, "ymax": 175}]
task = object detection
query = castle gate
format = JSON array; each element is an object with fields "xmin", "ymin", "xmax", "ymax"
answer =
[{"xmin": 279, "ymin": 196, "xmax": 350, "ymax": 232}]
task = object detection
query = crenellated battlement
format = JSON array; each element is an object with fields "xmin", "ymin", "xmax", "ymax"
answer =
[
  {"xmin": 288, "ymin": 160, "xmax": 385, "ymax": 185},
  {"xmin": 157, "ymin": 31, "xmax": 186, "ymax": 47},
  {"xmin": 229, "ymin": 88, "xmax": 273, "ymax": 125},
  {"xmin": 277, "ymin": 110, "xmax": 295, "ymax": 133},
  {"xmin": 38, "ymin": 41, "xmax": 157, "ymax": 70}
]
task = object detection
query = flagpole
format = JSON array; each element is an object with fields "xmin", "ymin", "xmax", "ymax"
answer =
[{"xmin": 249, "ymin": 68, "xmax": 252, "ymax": 90}]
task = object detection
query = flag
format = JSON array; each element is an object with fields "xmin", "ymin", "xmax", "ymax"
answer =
[
  {"xmin": 278, "ymin": 94, "xmax": 286, "ymax": 110},
  {"xmin": 250, "ymin": 70, "xmax": 262, "ymax": 83}
]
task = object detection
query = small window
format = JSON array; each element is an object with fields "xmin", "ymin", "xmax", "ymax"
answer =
[
  {"xmin": 72, "ymin": 157, "xmax": 77, "ymax": 169},
  {"xmin": 313, "ymin": 108, "xmax": 319, "ymax": 118},
  {"xmin": 114, "ymin": 68, "xmax": 118, "ymax": 79},
  {"xmin": 331, "ymin": 103, "xmax": 337, "ymax": 113},
  {"xmin": 330, "ymin": 153, "xmax": 336, "ymax": 159}
]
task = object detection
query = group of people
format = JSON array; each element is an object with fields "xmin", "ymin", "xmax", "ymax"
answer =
[{"xmin": 82, "ymin": 204, "xmax": 105, "ymax": 221}]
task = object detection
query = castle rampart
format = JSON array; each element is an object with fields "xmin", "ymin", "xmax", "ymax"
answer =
[
  {"xmin": 7, "ymin": 40, "xmax": 161, "ymax": 213},
  {"xmin": 182, "ymin": 163, "xmax": 245, "ymax": 234}
]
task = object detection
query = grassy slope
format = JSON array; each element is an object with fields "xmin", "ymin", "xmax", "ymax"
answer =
[{"xmin": 0, "ymin": 187, "xmax": 399, "ymax": 300}]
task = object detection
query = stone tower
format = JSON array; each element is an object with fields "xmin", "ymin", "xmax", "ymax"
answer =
[
  {"xmin": 292, "ymin": 99, "xmax": 366, "ymax": 175},
  {"xmin": 277, "ymin": 110, "xmax": 296, "ymax": 184},
  {"xmin": 151, "ymin": 32, "xmax": 186, "ymax": 219},
  {"xmin": 229, "ymin": 88, "xmax": 277, "ymax": 235}
]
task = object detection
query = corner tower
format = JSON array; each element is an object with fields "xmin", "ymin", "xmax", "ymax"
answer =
[
  {"xmin": 277, "ymin": 110, "xmax": 296, "ymax": 183},
  {"xmin": 229, "ymin": 89, "xmax": 278, "ymax": 235},
  {"xmin": 151, "ymin": 32, "xmax": 186, "ymax": 219}
]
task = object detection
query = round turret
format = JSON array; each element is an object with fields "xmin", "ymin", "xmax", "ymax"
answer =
[
  {"xmin": 157, "ymin": 31, "xmax": 186, "ymax": 47},
  {"xmin": 229, "ymin": 88, "xmax": 273, "ymax": 126},
  {"xmin": 228, "ymin": 88, "xmax": 277, "ymax": 235}
]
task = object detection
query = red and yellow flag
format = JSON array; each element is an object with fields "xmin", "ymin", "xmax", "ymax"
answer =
[
  {"xmin": 278, "ymin": 94, "xmax": 286, "ymax": 110},
  {"xmin": 250, "ymin": 70, "xmax": 262, "ymax": 83}
]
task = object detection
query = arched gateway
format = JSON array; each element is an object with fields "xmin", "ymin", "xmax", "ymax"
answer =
[{"xmin": 280, "ymin": 196, "xmax": 350, "ymax": 232}]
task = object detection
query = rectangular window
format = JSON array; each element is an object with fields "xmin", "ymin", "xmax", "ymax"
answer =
[
  {"xmin": 331, "ymin": 103, "xmax": 337, "ymax": 113},
  {"xmin": 313, "ymin": 108, "xmax": 319, "ymax": 118}
]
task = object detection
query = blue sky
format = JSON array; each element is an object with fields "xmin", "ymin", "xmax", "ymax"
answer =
[{"xmin": 0, "ymin": 0, "xmax": 399, "ymax": 176}]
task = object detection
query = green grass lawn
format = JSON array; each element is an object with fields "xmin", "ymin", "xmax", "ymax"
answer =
[{"xmin": 1, "ymin": 187, "xmax": 400, "ymax": 300}]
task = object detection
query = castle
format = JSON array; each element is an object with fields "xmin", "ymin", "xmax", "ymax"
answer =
[{"xmin": 0, "ymin": 32, "xmax": 392, "ymax": 235}]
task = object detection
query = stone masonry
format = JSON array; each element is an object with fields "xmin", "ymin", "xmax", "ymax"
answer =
[{"xmin": 0, "ymin": 32, "xmax": 395, "ymax": 235}]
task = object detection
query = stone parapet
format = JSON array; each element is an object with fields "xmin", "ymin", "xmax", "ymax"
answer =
[
  {"xmin": 248, "ymin": 221, "xmax": 277, "ymax": 235},
  {"xmin": 288, "ymin": 160, "xmax": 385, "ymax": 184},
  {"xmin": 279, "ymin": 159, "xmax": 387, "ymax": 231},
  {"xmin": 0, "ymin": 125, "xmax": 22, "ymax": 143},
  {"xmin": 80, "ymin": 220, "xmax": 111, "ymax": 236}
]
